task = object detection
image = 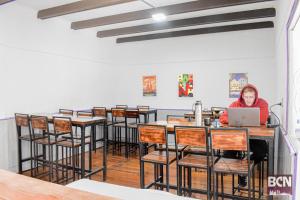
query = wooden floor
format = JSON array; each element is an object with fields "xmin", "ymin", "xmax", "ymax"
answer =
[{"xmin": 25, "ymin": 147, "xmax": 268, "ymax": 200}]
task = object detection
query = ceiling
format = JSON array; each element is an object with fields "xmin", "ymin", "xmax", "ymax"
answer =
[{"xmin": 15, "ymin": 0, "xmax": 276, "ymax": 43}]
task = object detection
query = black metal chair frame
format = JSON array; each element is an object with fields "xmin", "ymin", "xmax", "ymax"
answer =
[
  {"xmin": 138, "ymin": 124, "xmax": 174, "ymax": 192},
  {"xmin": 125, "ymin": 109, "xmax": 140, "ymax": 158},
  {"xmin": 111, "ymin": 108, "xmax": 126, "ymax": 155},
  {"xmin": 210, "ymin": 127, "xmax": 255, "ymax": 200},
  {"xmin": 15, "ymin": 113, "xmax": 44, "ymax": 177},
  {"xmin": 174, "ymin": 126, "xmax": 213, "ymax": 199}
]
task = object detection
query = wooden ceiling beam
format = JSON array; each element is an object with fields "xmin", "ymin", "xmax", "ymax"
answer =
[
  {"xmin": 116, "ymin": 21, "xmax": 274, "ymax": 43},
  {"xmin": 37, "ymin": 0, "xmax": 136, "ymax": 19},
  {"xmin": 0, "ymin": 0, "xmax": 14, "ymax": 5},
  {"xmin": 72, "ymin": 0, "xmax": 274, "ymax": 29},
  {"xmin": 97, "ymin": 8, "xmax": 275, "ymax": 38}
]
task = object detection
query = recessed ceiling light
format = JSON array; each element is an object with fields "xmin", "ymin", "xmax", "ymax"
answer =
[{"xmin": 152, "ymin": 13, "xmax": 167, "ymax": 22}]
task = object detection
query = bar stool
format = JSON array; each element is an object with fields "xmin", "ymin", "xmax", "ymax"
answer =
[
  {"xmin": 116, "ymin": 105, "xmax": 128, "ymax": 109},
  {"xmin": 53, "ymin": 117, "xmax": 87, "ymax": 183},
  {"xmin": 111, "ymin": 108, "xmax": 126, "ymax": 155},
  {"xmin": 210, "ymin": 128, "xmax": 255, "ymax": 200},
  {"xmin": 31, "ymin": 115, "xmax": 64, "ymax": 182},
  {"xmin": 137, "ymin": 105, "xmax": 149, "ymax": 122},
  {"xmin": 15, "ymin": 113, "xmax": 44, "ymax": 176},
  {"xmin": 175, "ymin": 126, "xmax": 213, "ymax": 198},
  {"xmin": 138, "ymin": 124, "xmax": 176, "ymax": 192},
  {"xmin": 125, "ymin": 109, "xmax": 140, "ymax": 158},
  {"xmin": 155, "ymin": 115, "xmax": 189, "ymax": 154},
  {"xmin": 59, "ymin": 109, "xmax": 73, "ymax": 116},
  {"xmin": 92, "ymin": 107, "xmax": 112, "ymax": 151}
]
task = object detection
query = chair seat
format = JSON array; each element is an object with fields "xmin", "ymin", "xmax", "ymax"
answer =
[
  {"xmin": 156, "ymin": 144, "xmax": 187, "ymax": 152},
  {"xmin": 19, "ymin": 134, "xmax": 44, "ymax": 141},
  {"xmin": 214, "ymin": 158, "xmax": 254, "ymax": 174},
  {"xmin": 34, "ymin": 138, "xmax": 65, "ymax": 145},
  {"xmin": 142, "ymin": 151, "xmax": 176, "ymax": 164},
  {"xmin": 127, "ymin": 123, "xmax": 138, "ymax": 128},
  {"xmin": 56, "ymin": 140, "xmax": 81, "ymax": 148},
  {"xmin": 113, "ymin": 123, "xmax": 126, "ymax": 127},
  {"xmin": 184, "ymin": 146, "xmax": 206, "ymax": 154},
  {"xmin": 178, "ymin": 154, "xmax": 214, "ymax": 168}
]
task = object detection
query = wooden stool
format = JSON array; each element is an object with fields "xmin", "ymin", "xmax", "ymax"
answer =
[
  {"xmin": 138, "ymin": 124, "xmax": 176, "ymax": 192},
  {"xmin": 175, "ymin": 126, "xmax": 213, "ymax": 199},
  {"xmin": 210, "ymin": 128, "xmax": 255, "ymax": 200}
]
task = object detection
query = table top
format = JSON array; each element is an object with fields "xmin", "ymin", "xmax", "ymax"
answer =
[
  {"xmin": 43, "ymin": 113, "xmax": 106, "ymax": 126},
  {"xmin": 148, "ymin": 120, "xmax": 275, "ymax": 138},
  {"xmin": 0, "ymin": 170, "xmax": 117, "ymax": 200}
]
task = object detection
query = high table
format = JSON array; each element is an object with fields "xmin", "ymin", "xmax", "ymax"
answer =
[
  {"xmin": 45, "ymin": 114, "xmax": 107, "ymax": 180},
  {"xmin": 148, "ymin": 121, "xmax": 276, "ymax": 175},
  {"xmin": 0, "ymin": 169, "xmax": 116, "ymax": 200}
]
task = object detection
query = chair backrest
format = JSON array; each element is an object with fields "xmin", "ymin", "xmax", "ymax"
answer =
[
  {"xmin": 77, "ymin": 111, "xmax": 93, "ymax": 117},
  {"xmin": 138, "ymin": 125, "xmax": 166, "ymax": 145},
  {"xmin": 210, "ymin": 128, "xmax": 248, "ymax": 152},
  {"xmin": 15, "ymin": 113, "xmax": 30, "ymax": 127},
  {"xmin": 31, "ymin": 115, "xmax": 49, "ymax": 132},
  {"xmin": 92, "ymin": 107, "xmax": 106, "ymax": 117},
  {"xmin": 126, "ymin": 109, "xmax": 139, "ymax": 119},
  {"xmin": 111, "ymin": 108, "xmax": 126, "ymax": 118},
  {"xmin": 59, "ymin": 109, "xmax": 73, "ymax": 116},
  {"xmin": 53, "ymin": 117, "xmax": 72, "ymax": 135},
  {"xmin": 167, "ymin": 115, "xmax": 190, "ymax": 123},
  {"xmin": 116, "ymin": 105, "xmax": 128, "ymax": 109},
  {"xmin": 137, "ymin": 105, "xmax": 150, "ymax": 110},
  {"xmin": 15, "ymin": 113, "xmax": 31, "ymax": 138},
  {"xmin": 175, "ymin": 126, "xmax": 208, "ymax": 148}
]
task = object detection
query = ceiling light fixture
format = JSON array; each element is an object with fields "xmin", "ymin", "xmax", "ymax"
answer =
[{"xmin": 152, "ymin": 13, "xmax": 167, "ymax": 22}]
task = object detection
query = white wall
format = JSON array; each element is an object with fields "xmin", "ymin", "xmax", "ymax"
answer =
[
  {"xmin": 0, "ymin": 2, "xmax": 113, "ymax": 118},
  {"xmin": 107, "ymin": 28, "xmax": 276, "ymax": 109},
  {"xmin": 275, "ymin": 1, "xmax": 300, "ymax": 200}
]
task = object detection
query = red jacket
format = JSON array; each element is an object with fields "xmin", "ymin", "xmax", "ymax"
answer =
[{"xmin": 220, "ymin": 84, "xmax": 269, "ymax": 125}]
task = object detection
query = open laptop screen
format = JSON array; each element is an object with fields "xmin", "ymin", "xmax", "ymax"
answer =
[{"xmin": 228, "ymin": 107, "xmax": 260, "ymax": 127}]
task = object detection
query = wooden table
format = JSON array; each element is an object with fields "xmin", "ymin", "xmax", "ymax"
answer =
[
  {"xmin": 0, "ymin": 169, "xmax": 117, "ymax": 200},
  {"xmin": 46, "ymin": 114, "xmax": 107, "ymax": 180},
  {"xmin": 148, "ymin": 120, "xmax": 276, "ymax": 174},
  {"xmin": 106, "ymin": 108, "xmax": 157, "ymax": 123},
  {"xmin": 184, "ymin": 111, "xmax": 213, "ymax": 119}
]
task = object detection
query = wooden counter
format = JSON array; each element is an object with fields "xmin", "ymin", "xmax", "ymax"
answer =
[{"xmin": 0, "ymin": 169, "xmax": 117, "ymax": 200}]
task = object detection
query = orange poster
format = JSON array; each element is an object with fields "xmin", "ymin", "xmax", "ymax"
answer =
[{"xmin": 143, "ymin": 75, "xmax": 157, "ymax": 96}]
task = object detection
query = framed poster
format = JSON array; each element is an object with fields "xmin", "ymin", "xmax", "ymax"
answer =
[
  {"xmin": 178, "ymin": 74, "xmax": 193, "ymax": 97},
  {"xmin": 143, "ymin": 75, "xmax": 156, "ymax": 96},
  {"xmin": 229, "ymin": 73, "xmax": 248, "ymax": 98}
]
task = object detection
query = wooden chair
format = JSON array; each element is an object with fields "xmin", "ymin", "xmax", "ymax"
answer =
[
  {"xmin": 116, "ymin": 105, "xmax": 128, "ymax": 109},
  {"xmin": 31, "ymin": 115, "xmax": 63, "ymax": 182},
  {"xmin": 138, "ymin": 124, "xmax": 176, "ymax": 192},
  {"xmin": 111, "ymin": 108, "xmax": 126, "ymax": 155},
  {"xmin": 137, "ymin": 106, "xmax": 150, "ymax": 122},
  {"xmin": 59, "ymin": 109, "xmax": 73, "ymax": 116},
  {"xmin": 53, "ymin": 117, "xmax": 91, "ymax": 183},
  {"xmin": 210, "ymin": 128, "xmax": 255, "ymax": 200},
  {"xmin": 125, "ymin": 109, "xmax": 140, "ymax": 157},
  {"xmin": 92, "ymin": 107, "xmax": 111, "ymax": 151},
  {"xmin": 175, "ymin": 126, "xmax": 213, "ymax": 198},
  {"xmin": 137, "ymin": 105, "xmax": 150, "ymax": 110},
  {"xmin": 15, "ymin": 113, "xmax": 44, "ymax": 176}
]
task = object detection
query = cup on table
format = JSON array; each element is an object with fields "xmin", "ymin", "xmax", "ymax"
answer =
[{"xmin": 204, "ymin": 118, "xmax": 211, "ymax": 126}]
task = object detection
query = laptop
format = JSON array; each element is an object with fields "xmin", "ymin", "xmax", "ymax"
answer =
[{"xmin": 228, "ymin": 107, "xmax": 260, "ymax": 127}]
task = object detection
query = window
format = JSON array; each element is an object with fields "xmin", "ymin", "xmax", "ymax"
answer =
[{"xmin": 288, "ymin": 1, "xmax": 300, "ymax": 137}]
